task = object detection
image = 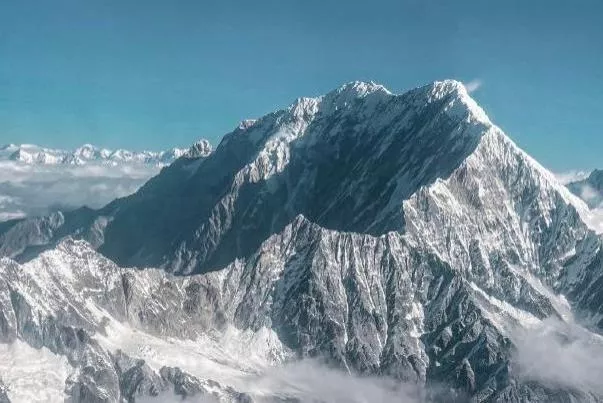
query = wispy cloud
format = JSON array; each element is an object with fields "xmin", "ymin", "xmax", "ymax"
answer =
[
  {"xmin": 137, "ymin": 360, "xmax": 426, "ymax": 403},
  {"xmin": 464, "ymin": 79, "xmax": 483, "ymax": 94},
  {"xmin": 555, "ymin": 170, "xmax": 591, "ymax": 185},
  {"xmin": 513, "ymin": 318, "xmax": 603, "ymax": 397},
  {"xmin": 244, "ymin": 360, "xmax": 423, "ymax": 402}
]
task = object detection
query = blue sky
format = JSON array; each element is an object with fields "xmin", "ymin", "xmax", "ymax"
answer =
[{"xmin": 0, "ymin": 0, "xmax": 601, "ymax": 171}]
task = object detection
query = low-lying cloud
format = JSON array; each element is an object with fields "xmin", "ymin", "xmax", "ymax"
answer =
[
  {"xmin": 0, "ymin": 161, "xmax": 161, "ymax": 221},
  {"xmin": 513, "ymin": 318, "xmax": 603, "ymax": 397},
  {"xmin": 572, "ymin": 183, "xmax": 603, "ymax": 210},
  {"xmin": 245, "ymin": 360, "xmax": 424, "ymax": 402},
  {"xmin": 138, "ymin": 360, "xmax": 427, "ymax": 403}
]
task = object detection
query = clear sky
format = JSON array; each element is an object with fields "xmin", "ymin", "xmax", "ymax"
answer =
[{"xmin": 0, "ymin": 0, "xmax": 601, "ymax": 171}]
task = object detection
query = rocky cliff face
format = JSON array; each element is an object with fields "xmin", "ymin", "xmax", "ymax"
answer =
[{"xmin": 1, "ymin": 81, "xmax": 603, "ymax": 402}]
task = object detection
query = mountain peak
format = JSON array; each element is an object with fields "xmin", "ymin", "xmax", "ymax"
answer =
[
  {"xmin": 238, "ymin": 119, "xmax": 257, "ymax": 130},
  {"xmin": 331, "ymin": 80, "xmax": 392, "ymax": 98},
  {"xmin": 184, "ymin": 139, "xmax": 213, "ymax": 158},
  {"xmin": 432, "ymin": 78, "xmax": 465, "ymax": 90},
  {"xmin": 423, "ymin": 79, "xmax": 465, "ymax": 101},
  {"xmin": 322, "ymin": 79, "xmax": 489, "ymax": 127},
  {"xmin": 417, "ymin": 79, "xmax": 491, "ymax": 125},
  {"xmin": 320, "ymin": 80, "xmax": 392, "ymax": 110}
]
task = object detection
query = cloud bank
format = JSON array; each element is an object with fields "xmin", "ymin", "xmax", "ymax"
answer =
[
  {"xmin": 513, "ymin": 318, "xmax": 603, "ymax": 398},
  {"xmin": 138, "ymin": 360, "xmax": 426, "ymax": 403},
  {"xmin": 0, "ymin": 161, "xmax": 161, "ymax": 221},
  {"xmin": 245, "ymin": 360, "xmax": 423, "ymax": 402}
]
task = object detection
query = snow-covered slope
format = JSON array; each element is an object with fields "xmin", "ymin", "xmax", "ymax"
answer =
[
  {"xmin": 1, "ymin": 238, "xmax": 429, "ymax": 402},
  {"xmin": 1, "ymin": 81, "xmax": 603, "ymax": 402}
]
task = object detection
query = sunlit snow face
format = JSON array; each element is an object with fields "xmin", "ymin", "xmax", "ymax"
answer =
[{"xmin": 0, "ymin": 160, "xmax": 160, "ymax": 220}]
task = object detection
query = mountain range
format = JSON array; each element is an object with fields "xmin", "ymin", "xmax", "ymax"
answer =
[
  {"xmin": 0, "ymin": 143, "xmax": 191, "ymax": 166},
  {"xmin": 1, "ymin": 81, "xmax": 603, "ymax": 402},
  {"xmin": 0, "ymin": 140, "xmax": 213, "ymax": 222}
]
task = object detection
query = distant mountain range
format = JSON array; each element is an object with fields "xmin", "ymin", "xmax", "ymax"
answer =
[
  {"xmin": 0, "ymin": 140, "xmax": 213, "ymax": 222},
  {"xmin": 1, "ymin": 81, "xmax": 603, "ymax": 402},
  {"xmin": 0, "ymin": 140, "xmax": 212, "ymax": 166}
]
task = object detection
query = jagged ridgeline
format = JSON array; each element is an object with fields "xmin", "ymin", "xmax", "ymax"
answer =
[{"xmin": 1, "ymin": 81, "xmax": 603, "ymax": 402}]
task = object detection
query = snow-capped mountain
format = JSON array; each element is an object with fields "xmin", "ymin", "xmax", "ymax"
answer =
[
  {"xmin": 0, "ymin": 142, "xmax": 209, "ymax": 166},
  {"xmin": 1, "ymin": 81, "xmax": 603, "ymax": 402}
]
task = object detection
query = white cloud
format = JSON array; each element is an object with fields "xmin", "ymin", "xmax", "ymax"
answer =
[
  {"xmin": 244, "ymin": 360, "xmax": 423, "ymax": 402},
  {"xmin": 555, "ymin": 170, "xmax": 591, "ymax": 185},
  {"xmin": 578, "ymin": 184, "xmax": 600, "ymax": 204},
  {"xmin": 558, "ymin": 174, "xmax": 603, "ymax": 233},
  {"xmin": 137, "ymin": 360, "xmax": 425, "ymax": 403},
  {"xmin": 463, "ymin": 79, "xmax": 483, "ymax": 94},
  {"xmin": 137, "ymin": 393, "xmax": 215, "ymax": 403},
  {"xmin": 513, "ymin": 318, "xmax": 603, "ymax": 397},
  {"xmin": 0, "ymin": 161, "xmax": 161, "ymax": 221},
  {"xmin": 583, "ymin": 207, "xmax": 603, "ymax": 234}
]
